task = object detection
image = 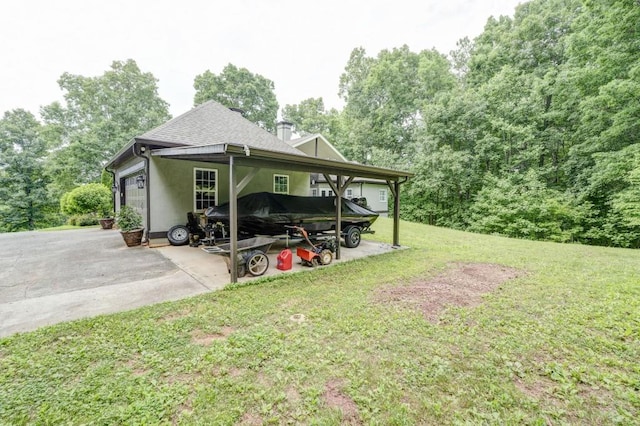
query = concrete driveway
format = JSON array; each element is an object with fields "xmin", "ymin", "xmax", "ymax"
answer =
[
  {"xmin": 0, "ymin": 228, "xmax": 397, "ymax": 338},
  {"xmin": 0, "ymin": 228, "xmax": 212, "ymax": 337}
]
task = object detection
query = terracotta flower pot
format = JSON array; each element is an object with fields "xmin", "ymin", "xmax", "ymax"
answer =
[{"xmin": 121, "ymin": 229, "xmax": 144, "ymax": 247}]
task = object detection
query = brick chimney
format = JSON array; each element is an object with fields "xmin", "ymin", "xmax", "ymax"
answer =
[{"xmin": 276, "ymin": 121, "xmax": 293, "ymax": 142}]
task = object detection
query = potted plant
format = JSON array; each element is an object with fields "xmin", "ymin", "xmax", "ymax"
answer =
[
  {"xmin": 99, "ymin": 206, "xmax": 115, "ymax": 230},
  {"xmin": 99, "ymin": 217, "xmax": 115, "ymax": 229},
  {"xmin": 116, "ymin": 205, "xmax": 144, "ymax": 247}
]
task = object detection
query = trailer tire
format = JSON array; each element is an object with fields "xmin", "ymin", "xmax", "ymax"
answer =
[
  {"xmin": 167, "ymin": 225, "xmax": 190, "ymax": 246},
  {"xmin": 344, "ymin": 226, "xmax": 361, "ymax": 248}
]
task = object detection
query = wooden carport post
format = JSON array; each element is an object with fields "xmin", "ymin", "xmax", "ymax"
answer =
[
  {"xmin": 229, "ymin": 156, "xmax": 238, "ymax": 283},
  {"xmin": 387, "ymin": 179, "xmax": 401, "ymax": 247},
  {"xmin": 323, "ymin": 174, "xmax": 355, "ymax": 260}
]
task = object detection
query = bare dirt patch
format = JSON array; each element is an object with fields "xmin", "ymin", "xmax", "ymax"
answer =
[
  {"xmin": 323, "ymin": 379, "xmax": 361, "ymax": 424},
  {"xmin": 190, "ymin": 326, "xmax": 235, "ymax": 346},
  {"xmin": 171, "ymin": 398, "xmax": 194, "ymax": 425},
  {"xmin": 514, "ymin": 376, "xmax": 554, "ymax": 400},
  {"xmin": 158, "ymin": 309, "xmax": 191, "ymax": 322},
  {"xmin": 121, "ymin": 354, "xmax": 148, "ymax": 377},
  {"xmin": 375, "ymin": 263, "xmax": 523, "ymax": 322},
  {"xmin": 285, "ymin": 386, "xmax": 301, "ymax": 404},
  {"xmin": 239, "ymin": 412, "xmax": 263, "ymax": 426}
]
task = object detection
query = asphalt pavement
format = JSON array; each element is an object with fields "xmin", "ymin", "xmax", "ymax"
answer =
[{"xmin": 0, "ymin": 228, "xmax": 211, "ymax": 337}]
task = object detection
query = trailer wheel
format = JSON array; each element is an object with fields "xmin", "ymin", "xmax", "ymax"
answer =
[
  {"xmin": 319, "ymin": 249, "xmax": 333, "ymax": 265},
  {"xmin": 246, "ymin": 251, "xmax": 269, "ymax": 276},
  {"xmin": 167, "ymin": 225, "xmax": 190, "ymax": 246},
  {"xmin": 344, "ymin": 226, "xmax": 361, "ymax": 248},
  {"xmin": 237, "ymin": 265, "xmax": 247, "ymax": 278}
]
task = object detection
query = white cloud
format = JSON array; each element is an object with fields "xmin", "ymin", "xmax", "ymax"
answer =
[{"xmin": 0, "ymin": 0, "xmax": 521, "ymax": 119}]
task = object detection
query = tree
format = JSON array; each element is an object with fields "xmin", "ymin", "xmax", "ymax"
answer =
[
  {"xmin": 41, "ymin": 59, "xmax": 170, "ymax": 196},
  {"xmin": 611, "ymin": 155, "xmax": 640, "ymax": 231},
  {"xmin": 467, "ymin": 170, "xmax": 585, "ymax": 243},
  {"xmin": 282, "ymin": 97, "xmax": 340, "ymax": 139},
  {"xmin": 193, "ymin": 64, "xmax": 278, "ymax": 132},
  {"xmin": 0, "ymin": 110, "xmax": 58, "ymax": 231},
  {"xmin": 449, "ymin": 37, "xmax": 473, "ymax": 81},
  {"xmin": 337, "ymin": 45, "xmax": 455, "ymax": 165}
]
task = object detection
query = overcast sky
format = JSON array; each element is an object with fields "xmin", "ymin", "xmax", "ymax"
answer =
[{"xmin": 0, "ymin": 0, "xmax": 522, "ymax": 119}]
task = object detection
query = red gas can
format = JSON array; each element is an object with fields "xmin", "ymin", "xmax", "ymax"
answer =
[{"xmin": 277, "ymin": 248, "xmax": 293, "ymax": 271}]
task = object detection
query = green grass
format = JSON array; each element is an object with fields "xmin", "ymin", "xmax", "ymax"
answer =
[{"xmin": 1, "ymin": 218, "xmax": 639, "ymax": 424}]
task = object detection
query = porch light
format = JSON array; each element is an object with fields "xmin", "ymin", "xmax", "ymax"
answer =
[
  {"xmin": 111, "ymin": 183, "xmax": 119, "ymax": 193},
  {"xmin": 136, "ymin": 175, "xmax": 146, "ymax": 189}
]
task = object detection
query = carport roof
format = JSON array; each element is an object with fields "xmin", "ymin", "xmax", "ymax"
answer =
[{"xmin": 151, "ymin": 143, "xmax": 412, "ymax": 181}]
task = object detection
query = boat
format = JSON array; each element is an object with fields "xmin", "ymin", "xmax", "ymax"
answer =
[{"xmin": 204, "ymin": 192, "xmax": 379, "ymax": 247}]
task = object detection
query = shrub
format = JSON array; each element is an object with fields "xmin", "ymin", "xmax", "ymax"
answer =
[
  {"xmin": 116, "ymin": 205, "xmax": 143, "ymax": 232},
  {"xmin": 468, "ymin": 171, "xmax": 585, "ymax": 243},
  {"xmin": 77, "ymin": 214, "xmax": 100, "ymax": 226},
  {"xmin": 60, "ymin": 184, "xmax": 112, "ymax": 217},
  {"xmin": 66, "ymin": 214, "xmax": 100, "ymax": 227}
]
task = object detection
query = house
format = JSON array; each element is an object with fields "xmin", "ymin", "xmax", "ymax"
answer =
[
  {"xmin": 105, "ymin": 100, "xmax": 412, "ymax": 282},
  {"xmin": 277, "ymin": 125, "xmax": 391, "ymax": 215},
  {"xmin": 106, "ymin": 101, "xmax": 310, "ymax": 239},
  {"xmin": 312, "ymin": 174, "xmax": 391, "ymax": 216}
]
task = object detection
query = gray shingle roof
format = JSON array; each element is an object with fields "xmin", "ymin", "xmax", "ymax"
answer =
[{"xmin": 136, "ymin": 100, "xmax": 305, "ymax": 156}]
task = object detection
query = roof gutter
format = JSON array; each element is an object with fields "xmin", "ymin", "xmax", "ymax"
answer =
[
  {"xmin": 149, "ymin": 141, "xmax": 413, "ymax": 182},
  {"xmin": 132, "ymin": 143, "xmax": 151, "ymax": 242},
  {"xmin": 223, "ymin": 144, "xmax": 414, "ymax": 180}
]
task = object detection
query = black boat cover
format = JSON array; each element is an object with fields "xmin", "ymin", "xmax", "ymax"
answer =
[{"xmin": 205, "ymin": 192, "xmax": 379, "ymax": 235}]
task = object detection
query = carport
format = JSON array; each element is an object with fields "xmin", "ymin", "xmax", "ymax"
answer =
[{"xmin": 151, "ymin": 143, "xmax": 412, "ymax": 283}]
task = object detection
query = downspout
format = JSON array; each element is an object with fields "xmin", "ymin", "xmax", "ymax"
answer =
[
  {"xmin": 132, "ymin": 143, "xmax": 151, "ymax": 242},
  {"xmin": 104, "ymin": 166, "xmax": 116, "ymax": 216}
]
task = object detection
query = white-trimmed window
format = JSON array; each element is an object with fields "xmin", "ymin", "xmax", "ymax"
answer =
[
  {"xmin": 194, "ymin": 168, "xmax": 217, "ymax": 211},
  {"xmin": 328, "ymin": 190, "xmax": 334, "ymax": 197},
  {"xmin": 379, "ymin": 189, "xmax": 387, "ymax": 202},
  {"xmin": 321, "ymin": 190, "xmax": 326, "ymax": 197},
  {"xmin": 346, "ymin": 188, "xmax": 353, "ymax": 198},
  {"xmin": 311, "ymin": 189, "xmax": 318, "ymax": 196},
  {"xmin": 273, "ymin": 174, "xmax": 289, "ymax": 194}
]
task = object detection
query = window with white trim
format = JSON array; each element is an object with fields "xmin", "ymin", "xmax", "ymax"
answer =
[
  {"xmin": 311, "ymin": 189, "xmax": 318, "ymax": 196},
  {"xmin": 273, "ymin": 174, "xmax": 289, "ymax": 194},
  {"xmin": 346, "ymin": 188, "xmax": 353, "ymax": 198},
  {"xmin": 379, "ymin": 189, "xmax": 387, "ymax": 202},
  {"xmin": 194, "ymin": 168, "xmax": 217, "ymax": 211}
]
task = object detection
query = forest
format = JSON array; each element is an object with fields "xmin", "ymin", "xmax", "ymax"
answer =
[{"xmin": 1, "ymin": 0, "xmax": 638, "ymax": 248}]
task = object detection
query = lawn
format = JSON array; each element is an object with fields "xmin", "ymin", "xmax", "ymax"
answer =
[{"xmin": 1, "ymin": 218, "xmax": 638, "ymax": 424}]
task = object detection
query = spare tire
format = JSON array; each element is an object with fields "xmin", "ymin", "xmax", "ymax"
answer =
[{"xmin": 167, "ymin": 225, "xmax": 190, "ymax": 246}]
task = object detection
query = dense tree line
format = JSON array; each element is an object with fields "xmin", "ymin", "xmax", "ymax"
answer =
[
  {"xmin": 1, "ymin": 0, "xmax": 637, "ymax": 248},
  {"xmin": 284, "ymin": 0, "xmax": 639, "ymax": 248}
]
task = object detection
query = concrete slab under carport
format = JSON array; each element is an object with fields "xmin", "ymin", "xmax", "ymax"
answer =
[{"xmin": 154, "ymin": 238, "xmax": 398, "ymax": 288}]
